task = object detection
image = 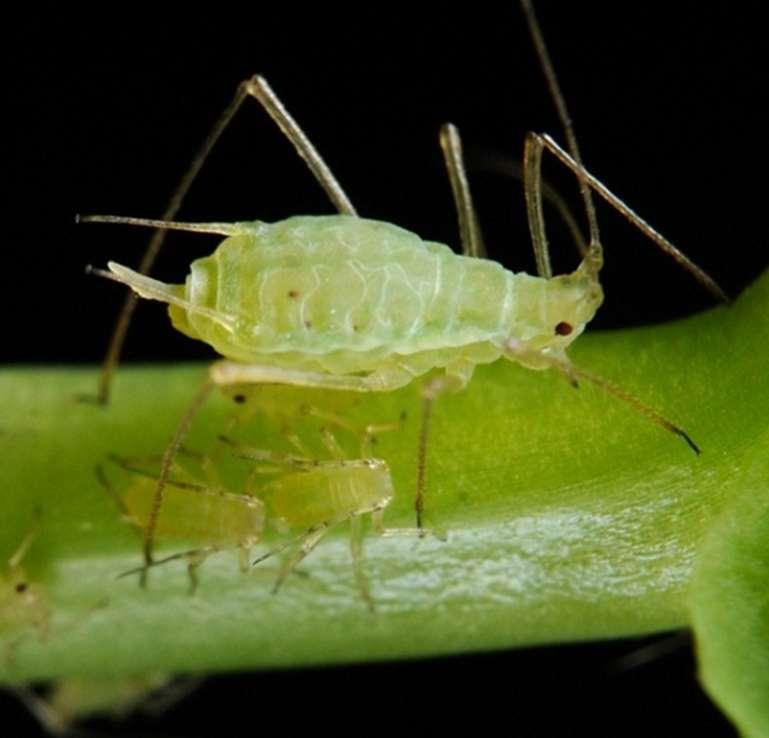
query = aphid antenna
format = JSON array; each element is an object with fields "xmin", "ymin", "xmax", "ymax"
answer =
[
  {"xmin": 519, "ymin": 1, "xmax": 728, "ymax": 303},
  {"xmin": 555, "ymin": 358, "xmax": 701, "ymax": 455},
  {"xmin": 519, "ymin": 0, "xmax": 601, "ymax": 276},
  {"xmin": 77, "ymin": 213, "xmax": 244, "ymax": 237}
]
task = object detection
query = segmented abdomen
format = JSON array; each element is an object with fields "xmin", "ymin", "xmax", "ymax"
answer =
[{"xmin": 172, "ymin": 216, "xmax": 513, "ymax": 367}]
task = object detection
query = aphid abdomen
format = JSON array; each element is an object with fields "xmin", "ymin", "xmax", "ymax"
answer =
[
  {"xmin": 268, "ymin": 460, "xmax": 394, "ymax": 529},
  {"xmin": 170, "ymin": 215, "xmax": 515, "ymax": 371},
  {"xmin": 123, "ymin": 478, "xmax": 264, "ymax": 548}
]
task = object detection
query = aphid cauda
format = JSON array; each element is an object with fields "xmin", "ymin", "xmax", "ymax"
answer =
[{"xmin": 82, "ymin": 1, "xmax": 727, "ymax": 582}]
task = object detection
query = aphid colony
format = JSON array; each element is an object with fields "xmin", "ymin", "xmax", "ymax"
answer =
[
  {"xmin": 83, "ymin": 0, "xmax": 725, "ymax": 587},
  {"xmin": 101, "ymin": 387, "xmax": 414, "ymax": 607}
]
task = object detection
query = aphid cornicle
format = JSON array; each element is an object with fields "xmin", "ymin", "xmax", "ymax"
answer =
[{"xmin": 83, "ymin": 0, "xmax": 726, "ymax": 580}]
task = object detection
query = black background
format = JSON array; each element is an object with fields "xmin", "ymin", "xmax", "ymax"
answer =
[{"xmin": 5, "ymin": 2, "xmax": 764, "ymax": 735}]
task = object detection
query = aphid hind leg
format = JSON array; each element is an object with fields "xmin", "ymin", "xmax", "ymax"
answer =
[
  {"xmin": 523, "ymin": 132, "xmax": 554, "ymax": 278},
  {"xmin": 95, "ymin": 74, "xmax": 357, "ymax": 405},
  {"xmin": 439, "ymin": 123, "xmax": 486, "ymax": 258},
  {"xmin": 530, "ymin": 133, "xmax": 727, "ymax": 301}
]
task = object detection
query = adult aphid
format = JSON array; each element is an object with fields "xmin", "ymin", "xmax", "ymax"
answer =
[{"xmin": 81, "ymin": 1, "xmax": 727, "ymax": 581}]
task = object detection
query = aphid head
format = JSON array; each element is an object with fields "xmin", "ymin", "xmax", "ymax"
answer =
[{"xmin": 511, "ymin": 267, "xmax": 604, "ymax": 356}]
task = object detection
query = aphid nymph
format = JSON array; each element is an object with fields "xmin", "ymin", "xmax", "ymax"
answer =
[
  {"xmin": 1, "ymin": 513, "xmax": 50, "ymax": 659},
  {"xmin": 100, "ymin": 454, "xmax": 264, "ymax": 592},
  {"xmin": 82, "ymin": 1, "xmax": 726, "ymax": 582}
]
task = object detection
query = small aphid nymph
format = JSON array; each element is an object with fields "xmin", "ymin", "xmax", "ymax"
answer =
[
  {"xmin": 100, "ymin": 457, "xmax": 265, "ymax": 591},
  {"xmin": 1, "ymin": 515, "xmax": 50, "ymax": 656}
]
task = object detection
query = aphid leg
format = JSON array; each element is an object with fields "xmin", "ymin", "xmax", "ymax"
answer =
[
  {"xmin": 92, "ymin": 73, "xmax": 358, "ymax": 406},
  {"xmin": 272, "ymin": 524, "xmax": 331, "ymax": 595},
  {"xmin": 209, "ymin": 360, "xmax": 415, "ymax": 393},
  {"xmin": 370, "ymin": 507, "xmax": 432, "ymax": 540},
  {"xmin": 415, "ymin": 362, "xmax": 475, "ymax": 531},
  {"xmin": 522, "ymin": 131, "xmax": 553, "ymax": 278},
  {"xmin": 439, "ymin": 123, "xmax": 486, "ymax": 258},
  {"xmin": 118, "ymin": 546, "xmax": 220, "ymax": 586},
  {"xmin": 7, "ymin": 514, "xmax": 41, "ymax": 573},
  {"xmin": 96, "ymin": 464, "xmax": 134, "ymax": 526},
  {"xmin": 220, "ymin": 437, "xmax": 322, "ymax": 471},
  {"xmin": 140, "ymin": 380, "xmax": 214, "ymax": 587},
  {"xmin": 185, "ymin": 550, "xmax": 210, "ymax": 595},
  {"xmin": 238, "ymin": 546, "xmax": 251, "ymax": 573},
  {"xmin": 360, "ymin": 416, "xmax": 404, "ymax": 457},
  {"xmin": 349, "ymin": 515, "xmax": 374, "ymax": 612},
  {"xmin": 242, "ymin": 76, "xmax": 356, "ymax": 216},
  {"xmin": 470, "ymin": 151, "xmax": 588, "ymax": 257},
  {"xmin": 319, "ymin": 427, "xmax": 346, "ymax": 460},
  {"xmin": 530, "ymin": 134, "xmax": 728, "ymax": 302}
]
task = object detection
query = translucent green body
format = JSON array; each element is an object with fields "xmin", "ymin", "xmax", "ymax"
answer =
[
  {"xmin": 266, "ymin": 459, "xmax": 393, "ymax": 529},
  {"xmin": 167, "ymin": 215, "xmax": 603, "ymax": 379},
  {"xmin": 123, "ymin": 474, "xmax": 264, "ymax": 549}
]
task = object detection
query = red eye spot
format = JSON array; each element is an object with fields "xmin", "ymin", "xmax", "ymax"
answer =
[{"xmin": 555, "ymin": 321, "xmax": 573, "ymax": 336}]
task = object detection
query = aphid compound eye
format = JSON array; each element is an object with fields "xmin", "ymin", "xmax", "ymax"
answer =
[
  {"xmin": 555, "ymin": 321, "xmax": 573, "ymax": 336},
  {"xmin": 15, "ymin": 582, "xmax": 29, "ymax": 594},
  {"xmin": 233, "ymin": 394, "xmax": 247, "ymax": 404}
]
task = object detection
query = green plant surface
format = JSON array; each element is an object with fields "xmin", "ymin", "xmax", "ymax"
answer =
[
  {"xmin": 690, "ymin": 443, "xmax": 769, "ymax": 738},
  {"xmin": 1, "ymin": 268, "xmax": 767, "ymax": 721}
]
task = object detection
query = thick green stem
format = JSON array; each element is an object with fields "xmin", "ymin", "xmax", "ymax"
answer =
[{"xmin": 1, "ymin": 272, "xmax": 767, "ymax": 723}]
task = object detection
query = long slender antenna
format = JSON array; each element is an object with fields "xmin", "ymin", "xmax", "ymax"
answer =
[
  {"xmin": 519, "ymin": 0, "xmax": 601, "ymax": 255},
  {"xmin": 78, "ymin": 214, "xmax": 243, "ymax": 236},
  {"xmin": 563, "ymin": 361, "xmax": 700, "ymax": 454}
]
